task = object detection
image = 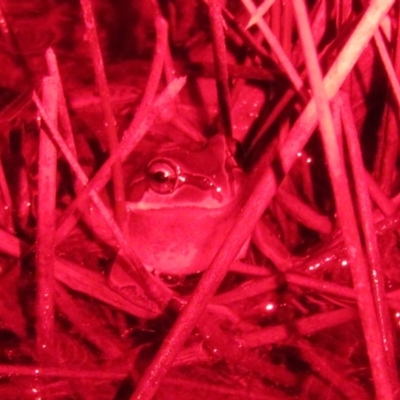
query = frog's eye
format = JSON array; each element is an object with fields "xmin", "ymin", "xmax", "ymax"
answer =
[{"xmin": 146, "ymin": 159, "xmax": 179, "ymax": 194}]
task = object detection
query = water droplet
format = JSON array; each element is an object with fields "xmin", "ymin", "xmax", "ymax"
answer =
[{"xmin": 265, "ymin": 303, "xmax": 274, "ymax": 311}]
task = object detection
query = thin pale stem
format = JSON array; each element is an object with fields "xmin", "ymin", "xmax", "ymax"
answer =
[
  {"xmin": 241, "ymin": 308, "xmax": 357, "ymax": 348},
  {"xmin": 0, "ymin": 365, "xmax": 126, "ymax": 379},
  {"xmin": 0, "ymin": 158, "xmax": 13, "ymax": 232},
  {"xmin": 79, "ymin": 0, "xmax": 126, "ymax": 228},
  {"xmin": 276, "ymin": 188, "xmax": 332, "ymax": 235},
  {"xmin": 212, "ymin": 273, "xmax": 355, "ymax": 305},
  {"xmin": 365, "ymin": 172, "xmax": 397, "ymax": 216},
  {"xmin": 45, "ymin": 49, "xmax": 78, "ymax": 158},
  {"xmin": 374, "ymin": 30, "xmax": 400, "ymax": 110},
  {"xmin": 36, "ymin": 76, "xmax": 58, "ymax": 361},
  {"xmin": 340, "ymin": 93, "xmax": 398, "ymax": 383},
  {"xmin": 241, "ymin": 0, "xmax": 303, "ymax": 91},
  {"xmin": 208, "ymin": 0, "xmax": 233, "ymax": 137},
  {"xmin": 245, "ymin": 0, "xmax": 275, "ymax": 29},
  {"xmin": 222, "ymin": 7, "xmax": 277, "ymax": 64},
  {"xmin": 373, "ymin": 23, "xmax": 400, "ymax": 194},
  {"xmin": 252, "ymin": 220, "xmax": 292, "ymax": 269},
  {"xmin": 127, "ymin": 13, "xmax": 168, "ymax": 135},
  {"xmin": 296, "ymin": 339, "xmax": 370, "ymax": 400}
]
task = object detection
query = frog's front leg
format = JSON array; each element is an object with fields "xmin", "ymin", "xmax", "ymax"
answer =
[
  {"xmin": 107, "ymin": 251, "xmax": 171, "ymax": 316},
  {"xmin": 82, "ymin": 202, "xmax": 172, "ymax": 318}
]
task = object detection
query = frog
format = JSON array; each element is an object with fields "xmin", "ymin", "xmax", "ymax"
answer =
[
  {"xmin": 117, "ymin": 129, "xmax": 243, "ymax": 277},
  {"xmin": 84, "ymin": 124, "xmax": 243, "ymax": 306}
]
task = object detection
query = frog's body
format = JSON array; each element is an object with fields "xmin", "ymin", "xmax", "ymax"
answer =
[{"xmin": 122, "ymin": 132, "xmax": 243, "ymax": 275}]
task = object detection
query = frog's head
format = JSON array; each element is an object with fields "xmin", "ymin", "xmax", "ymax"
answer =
[
  {"xmin": 124, "ymin": 132, "xmax": 243, "ymax": 275},
  {"xmin": 126, "ymin": 133, "xmax": 241, "ymax": 210}
]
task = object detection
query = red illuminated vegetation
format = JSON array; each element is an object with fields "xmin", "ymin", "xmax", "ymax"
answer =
[{"xmin": 0, "ymin": 0, "xmax": 399, "ymax": 399}]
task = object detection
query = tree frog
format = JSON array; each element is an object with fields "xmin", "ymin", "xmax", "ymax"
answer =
[{"xmin": 118, "ymin": 130, "xmax": 243, "ymax": 277}]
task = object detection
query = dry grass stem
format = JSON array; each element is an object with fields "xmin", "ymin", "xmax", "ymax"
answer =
[
  {"xmin": 241, "ymin": 308, "xmax": 358, "ymax": 348},
  {"xmin": 340, "ymin": 93, "xmax": 397, "ymax": 376},
  {"xmin": 241, "ymin": 0, "xmax": 303, "ymax": 91},
  {"xmin": 208, "ymin": 0, "xmax": 233, "ymax": 137},
  {"xmin": 79, "ymin": 0, "xmax": 126, "ymax": 227},
  {"xmin": 36, "ymin": 76, "xmax": 58, "ymax": 361},
  {"xmin": 245, "ymin": 0, "xmax": 275, "ymax": 29}
]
